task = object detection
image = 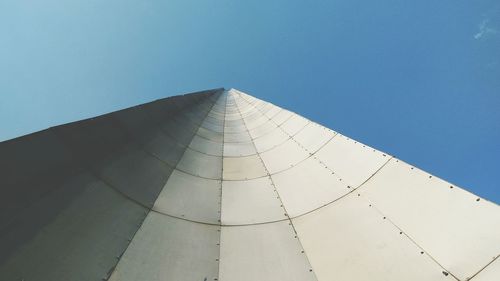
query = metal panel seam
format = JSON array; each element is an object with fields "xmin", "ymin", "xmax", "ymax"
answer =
[
  {"xmin": 103, "ymin": 90, "xmax": 224, "ymax": 280},
  {"xmin": 468, "ymin": 255, "xmax": 500, "ymax": 281},
  {"xmin": 238, "ymin": 93, "xmax": 389, "ymax": 199},
  {"xmin": 216, "ymin": 90, "xmax": 228, "ymax": 281},
  {"xmin": 233, "ymin": 91, "xmax": 320, "ymax": 281},
  {"xmin": 361, "ymin": 196, "xmax": 462, "ymax": 280}
]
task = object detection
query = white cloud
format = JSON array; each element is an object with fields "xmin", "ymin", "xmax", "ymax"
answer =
[{"xmin": 474, "ymin": 19, "xmax": 497, "ymax": 39}]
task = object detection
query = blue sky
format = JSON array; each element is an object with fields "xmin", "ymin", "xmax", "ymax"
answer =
[{"xmin": 1, "ymin": 1, "xmax": 499, "ymax": 203}]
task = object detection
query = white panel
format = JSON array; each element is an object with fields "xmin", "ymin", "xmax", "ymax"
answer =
[
  {"xmin": 202, "ymin": 116, "xmax": 224, "ymax": 126},
  {"xmin": 189, "ymin": 134, "xmax": 222, "ymax": 156},
  {"xmin": 221, "ymin": 177, "xmax": 285, "ymax": 225},
  {"xmin": 225, "ymin": 111, "xmax": 239, "ymax": 117},
  {"xmin": 219, "ymin": 221, "xmax": 316, "ymax": 281},
  {"xmin": 109, "ymin": 213, "xmax": 219, "ymax": 281},
  {"xmin": 223, "ymin": 142, "xmax": 257, "ymax": 157},
  {"xmin": 223, "ymin": 124, "xmax": 247, "ymax": 133},
  {"xmin": 293, "ymin": 123, "xmax": 336, "ymax": 153},
  {"xmin": 200, "ymin": 119, "xmax": 224, "ymax": 133},
  {"xmin": 233, "ymin": 97, "xmax": 249, "ymax": 109},
  {"xmin": 258, "ymin": 102, "xmax": 274, "ymax": 113},
  {"xmin": 272, "ymin": 109, "xmax": 293, "ymax": 125},
  {"xmin": 238, "ymin": 101, "xmax": 257, "ymax": 112},
  {"xmin": 208, "ymin": 112, "xmax": 226, "ymax": 119},
  {"xmin": 226, "ymin": 111, "xmax": 239, "ymax": 116},
  {"xmin": 280, "ymin": 114, "xmax": 310, "ymax": 136},
  {"xmin": 225, "ymin": 119, "xmax": 245, "ymax": 128},
  {"xmin": 293, "ymin": 195, "xmax": 447, "ymax": 281},
  {"xmin": 245, "ymin": 115, "xmax": 270, "ymax": 130},
  {"xmin": 263, "ymin": 105, "xmax": 282, "ymax": 119},
  {"xmin": 197, "ymin": 126, "xmax": 223, "ymax": 142},
  {"xmin": 203, "ymin": 116, "xmax": 224, "ymax": 126},
  {"xmin": 253, "ymin": 128, "xmax": 290, "ymax": 152},
  {"xmin": 238, "ymin": 101, "xmax": 257, "ymax": 111},
  {"xmin": 315, "ymin": 135, "xmax": 388, "ymax": 187},
  {"xmin": 176, "ymin": 149, "xmax": 222, "ymax": 179},
  {"xmin": 223, "ymin": 155, "xmax": 268, "ymax": 180},
  {"xmin": 247, "ymin": 121, "xmax": 279, "ymax": 139},
  {"xmin": 225, "ymin": 106, "xmax": 237, "ymax": 111},
  {"xmin": 226, "ymin": 104, "xmax": 239, "ymax": 110},
  {"xmin": 472, "ymin": 258, "xmax": 500, "ymax": 281},
  {"xmin": 256, "ymin": 101, "xmax": 270, "ymax": 109},
  {"xmin": 260, "ymin": 139, "xmax": 310, "ymax": 174},
  {"xmin": 153, "ymin": 170, "xmax": 220, "ymax": 224},
  {"xmin": 361, "ymin": 159, "xmax": 500, "ymax": 280},
  {"xmin": 272, "ymin": 157, "xmax": 350, "ymax": 217},
  {"xmin": 224, "ymin": 132, "xmax": 253, "ymax": 143},
  {"xmin": 255, "ymin": 101, "xmax": 270, "ymax": 110},
  {"xmin": 238, "ymin": 109, "xmax": 255, "ymax": 118},
  {"xmin": 224, "ymin": 114, "xmax": 242, "ymax": 121},
  {"xmin": 240, "ymin": 111, "xmax": 261, "ymax": 120}
]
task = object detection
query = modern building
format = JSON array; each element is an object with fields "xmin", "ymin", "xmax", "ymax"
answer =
[{"xmin": 0, "ymin": 88, "xmax": 499, "ymax": 281}]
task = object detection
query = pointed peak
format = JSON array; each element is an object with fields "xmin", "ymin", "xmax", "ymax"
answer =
[
  {"xmin": 227, "ymin": 88, "xmax": 239, "ymax": 95},
  {"xmin": 226, "ymin": 88, "xmax": 258, "ymax": 102}
]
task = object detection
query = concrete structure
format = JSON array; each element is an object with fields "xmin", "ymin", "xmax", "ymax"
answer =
[{"xmin": 0, "ymin": 88, "xmax": 499, "ymax": 281}]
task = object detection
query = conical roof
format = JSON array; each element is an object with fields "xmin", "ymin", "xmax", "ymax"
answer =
[{"xmin": 0, "ymin": 88, "xmax": 499, "ymax": 281}]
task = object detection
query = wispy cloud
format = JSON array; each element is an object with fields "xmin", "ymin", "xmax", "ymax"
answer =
[{"xmin": 474, "ymin": 19, "xmax": 497, "ymax": 39}]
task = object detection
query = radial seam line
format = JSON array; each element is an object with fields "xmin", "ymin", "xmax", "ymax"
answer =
[
  {"xmin": 216, "ymin": 90, "xmax": 228, "ymax": 281},
  {"xmin": 101, "ymin": 89, "xmax": 223, "ymax": 280},
  {"xmin": 233, "ymin": 91, "xmax": 320, "ymax": 281},
  {"xmin": 468, "ymin": 254, "xmax": 500, "ymax": 281}
]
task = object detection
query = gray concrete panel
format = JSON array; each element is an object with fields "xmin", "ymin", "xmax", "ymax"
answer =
[
  {"xmin": 144, "ymin": 132, "xmax": 188, "ymax": 166},
  {"xmin": 176, "ymin": 147, "xmax": 222, "ymax": 179},
  {"xmin": 189, "ymin": 134, "xmax": 223, "ymax": 156},
  {"xmin": 0, "ymin": 130, "xmax": 80, "ymax": 234},
  {"xmin": 0, "ymin": 173, "xmax": 147, "ymax": 281},
  {"xmin": 219, "ymin": 221, "xmax": 317, "ymax": 281},
  {"xmin": 197, "ymin": 126, "xmax": 224, "ymax": 142},
  {"xmin": 109, "ymin": 213, "xmax": 219, "ymax": 281},
  {"xmin": 0, "ymin": 89, "xmax": 221, "ymax": 280},
  {"xmin": 95, "ymin": 146, "xmax": 174, "ymax": 207},
  {"xmin": 154, "ymin": 170, "xmax": 221, "ymax": 224}
]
